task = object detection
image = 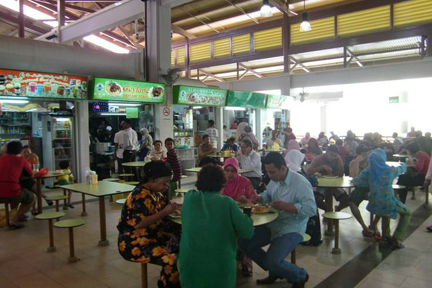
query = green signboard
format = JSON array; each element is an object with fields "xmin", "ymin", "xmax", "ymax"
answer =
[
  {"xmin": 266, "ymin": 94, "xmax": 293, "ymax": 109},
  {"xmin": 226, "ymin": 91, "xmax": 267, "ymax": 108},
  {"xmin": 389, "ymin": 96, "xmax": 399, "ymax": 104},
  {"xmin": 90, "ymin": 77, "xmax": 165, "ymax": 103},
  {"xmin": 173, "ymin": 85, "xmax": 227, "ymax": 107},
  {"xmin": 126, "ymin": 107, "xmax": 139, "ymax": 118}
]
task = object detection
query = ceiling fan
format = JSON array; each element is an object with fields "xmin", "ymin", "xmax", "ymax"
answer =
[{"xmin": 299, "ymin": 87, "xmax": 309, "ymax": 102}]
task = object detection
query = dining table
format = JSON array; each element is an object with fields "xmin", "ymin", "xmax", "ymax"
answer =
[
  {"xmin": 60, "ymin": 181, "xmax": 135, "ymax": 246},
  {"xmin": 34, "ymin": 171, "xmax": 70, "ymax": 214},
  {"xmin": 122, "ymin": 161, "xmax": 149, "ymax": 180},
  {"xmin": 185, "ymin": 167, "xmax": 253, "ymax": 174}
]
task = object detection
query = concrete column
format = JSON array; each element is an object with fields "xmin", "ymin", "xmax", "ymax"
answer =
[
  {"xmin": 257, "ymin": 109, "xmax": 262, "ymax": 149},
  {"xmin": 74, "ymin": 100, "xmax": 90, "ymax": 182},
  {"xmin": 216, "ymin": 107, "xmax": 223, "ymax": 150},
  {"xmin": 147, "ymin": 0, "xmax": 174, "ymax": 141},
  {"xmin": 320, "ymin": 105, "xmax": 327, "ymax": 134}
]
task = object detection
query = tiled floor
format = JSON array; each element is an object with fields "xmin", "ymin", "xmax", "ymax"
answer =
[{"xmin": 1, "ymin": 177, "xmax": 431, "ymax": 288}]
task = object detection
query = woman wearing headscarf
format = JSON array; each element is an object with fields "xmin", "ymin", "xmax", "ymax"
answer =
[
  {"xmin": 304, "ymin": 138, "xmax": 322, "ymax": 162},
  {"xmin": 236, "ymin": 122, "xmax": 259, "ymax": 150},
  {"xmin": 300, "ymin": 132, "xmax": 311, "ymax": 147},
  {"xmin": 235, "ymin": 122, "xmax": 248, "ymax": 143},
  {"xmin": 353, "ymin": 149, "xmax": 411, "ymax": 250},
  {"xmin": 221, "ymin": 158, "xmax": 257, "ymax": 276},
  {"xmin": 139, "ymin": 128, "xmax": 153, "ymax": 161},
  {"xmin": 117, "ymin": 161, "xmax": 180, "ymax": 288},
  {"xmin": 283, "ymin": 139, "xmax": 300, "ymax": 157},
  {"xmin": 285, "ymin": 150, "xmax": 305, "ymax": 173}
]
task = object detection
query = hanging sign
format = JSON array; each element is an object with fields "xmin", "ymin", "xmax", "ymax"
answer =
[
  {"xmin": 126, "ymin": 107, "xmax": 139, "ymax": 118},
  {"xmin": 226, "ymin": 91, "xmax": 267, "ymax": 108},
  {"xmin": 266, "ymin": 94, "xmax": 293, "ymax": 109},
  {"xmin": 0, "ymin": 69, "xmax": 88, "ymax": 99},
  {"xmin": 173, "ymin": 85, "xmax": 227, "ymax": 107},
  {"xmin": 90, "ymin": 77, "xmax": 165, "ymax": 103}
]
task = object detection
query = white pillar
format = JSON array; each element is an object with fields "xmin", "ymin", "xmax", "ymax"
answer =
[
  {"xmin": 74, "ymin": 100, "xmax": 90, "ymax": 182},
  {"xmin": 257, "ymin": 109, "xmax": 262, "ymax": 149},
  {"xmin": 320, "ymin": 105, "xmax": 327, "ymax": 134},
  {"xmin": 216, "ymin": 107, "xmax": 223, "ymax": 150}
]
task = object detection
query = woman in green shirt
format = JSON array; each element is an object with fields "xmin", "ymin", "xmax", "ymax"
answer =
[{"xmin": 179, "ymin": 164, "xmax": 254, "ymax": 288}]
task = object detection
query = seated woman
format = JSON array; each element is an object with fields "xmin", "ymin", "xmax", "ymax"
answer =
[
  {"xmin": 198, "ymin": 134, "xmax": 215, "ymax": 166},
  {"xmin": 145, "ymin": 140, "xmax": 166, "ymax": 161},
  {"xmin": 222, "ymin": 158, "xmax": 257, "ymax": 276},
  {"xmin": 266, "ymin": 130, "xmax": 282, "ymax": 150},
  {"xmin": 304, "ymin": 138, "xmax": 322, "ymax": 162},
  {"xmin": 221, "ymin": 137, "xmax": 239, "ymax": 153},
  {"xmin": 117, "ymin": 161, "xmax": 180, "ymax": 288},
  {"xmin": 179, "ymin": 164, "xmax": 254, "ymax": 288},
  {"xmin": 139, "ymin": 128, "xmax": 153, "ymax": 161},
  {"xmin": 283, "ymin": 139, "xmax": 300, "ymax": 157}
]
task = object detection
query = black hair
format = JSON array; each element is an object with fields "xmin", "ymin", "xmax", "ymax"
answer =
[
  {"xmin": 22, "ymin": 145, "xmax": 30, "ymax": 150},
  {"xmin": 124, "ymin": 119, "xmax": 131, "ymax": 125},
  {"xmin": 203, "ymin": 134, "xmax": 209, "ymax": 140},
  {"xmin": 335, "ymin": 139, "xmax": 343, "ymax": 146},
  {"xmin": 355, "ymin": 145, "xmax": 369, "ymax": 155},
  {"xmin": 227, "ymin": 137, "xmax": 235, "ymax": 143},
  {"xmin": 196, "ymin": 164, "xmax": 226, "ymax": 192},
  {"xmin": 143, "ymin": 160, "xmax": 173, "ymax": 183},
  {"xmin": 165, "ymin": 138, "xmax": 175, "ymax": 145},
  {"xmin": 7, "ymin": 141, "xmax": 22, "ymax": 155},
  {"xmin": 327, "ymin": 145, "xmax": 339, "ymax": 154},
  {"xmin": 241, "ymin": 139, "xmax": 253, "ymax": 148},
  {"xmin": 223, "ymin": 125, "xmax": 227, "ymax": 129},
  {"xmin": 208, "ymin": 120, "xmax": 215, "ymax": 126},
  {"xmin": 263, "ymin": 152, "xmax": 286, "ymax": 170},
  {"xmin": 59, "ymin": 160, "xmax": 70, "ymax": 169},
  {"xmin": 405, "ymin": 142, "xmax": 420, "ymax": 154},
  {"xmin": 154, "ymin": 140, "xmax": 162, "ymax": 145}
]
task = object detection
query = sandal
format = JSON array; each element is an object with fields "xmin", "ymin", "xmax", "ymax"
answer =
[
  {"xmin": 9, "ymin": 223, "xmax": 25, "ymax": 230},
  {"xmin": 391, "ymin": 238, "xmax": 405, "ymax": 250},
  {"xmin": 426, "ymin": 226, "xmax": 432, "ymax": 232},
  {"xmin": 362, "ymin": 230, "xmax": 374, "ymax": 237},
  {"xmin": 18, "ymin": 215, "xmax": 28, "ymax": 222}
]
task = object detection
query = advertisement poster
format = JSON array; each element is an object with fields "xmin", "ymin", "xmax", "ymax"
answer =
[
  {"xmin": 0, "ymin": 69, "xmax": 88, "ymax": 99},
  {"xmin": 266, "ymin": 94, "xmax": 292, "ymax": 109},
  {"xmin": 91, "ymin": 77, "xmax": 165, "ymax": 103},
  {"xmin": 173, "ymin": 85, "xmax": 227, "ymax": 107},
  {"xmin": 226, "ymin": 91, "xmax": 267, "ymax": 108}
]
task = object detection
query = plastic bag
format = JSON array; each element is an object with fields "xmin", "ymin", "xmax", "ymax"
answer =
[{"xmin": 34, "ymin": 168, "xmax": 49, "ymax": 178}]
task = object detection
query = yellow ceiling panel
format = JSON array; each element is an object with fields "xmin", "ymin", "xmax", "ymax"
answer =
[
  {"xmin": 232, "ymin": 34, "xmax": 250, "ymax": 55},
  {"xmin": 177, "ymin": 47, "xmax": 185, "ymax": 65},
  {"xmin": 171, "ymin": 50, "xmax": 175, "ymax": 66},
  {"xmin": 254, "ymin": 27, "xmax": 282, "ymax": 51},
  {"xmin": 291, "ymin": 17, "xmax": 335, "ymax": 45},
  {"xmin": 338, "ymin": 5, "xmax": 390, "ymax": 37},
  {"xmin": 214, "ymin": 38, "xmax": 231, "ymax": 58},
  {"xmin": 190, "ymin": 42, "xmax": 211, "ymax": 63},
  {"xmin": 394, "ymin": 0, "xmax": 432, "ymax": 28}
]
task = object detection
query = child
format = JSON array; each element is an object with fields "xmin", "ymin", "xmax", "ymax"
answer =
[
  {"xmin": 57, "ymin": 160, "xmax": 74, "ymax": 209},
  {"xmin": 165, "ymin": 138, "xmax": 182, "ymax": 198},
  {"xmin": 145, "ymin": 140, "xmax": 166, "ymax": 161}
]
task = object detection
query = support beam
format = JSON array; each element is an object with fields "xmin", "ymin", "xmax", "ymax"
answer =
[
  {"xmin": 32, "ymin": 0, "xmax": 96, "ymax": 14},
  {"xmin": 161, "ymin": 0, "xmax": 193, "ymax": 8},
  {"xmin": 290, "ymin": 56, "xmax": 310, "ymax": 73},
  {"xmin": 282, "ymin": 12, "xmax": 290, "ymax": 73},
  {"xmin": 57, "ymin": 0, "xmax": 65, "ymax": 42},
  {"xmin": 0, "ymin": 10, "xmax": 49, "ymax": 35},
  {"xmin": 171, "ymin": 24, "xmax": 197, "ymax": 39},
  {"xmin": 117, "ymin": 26, "xmax": 143, "ymax": 48},
  {"xmin": 225, "ymin": 0, "xmax": 259, "ymax": 24},
  {"xmin": 346, "ymin": 48, "xmax": 363, "ymax": 67},
  {"xmin": 270, "ymin": 0, "xmax": 297, "ymax": 16},
  {"xmin": 19, "ymin": 0, "xmax": 25, "ymax": 37},
  {"xmin": 239, "ymin": 63, "xmax": 263, "ymax": 78},
  {"xmin": 201, "ymin": 69, "xmax": 225, "ymax": 82}
]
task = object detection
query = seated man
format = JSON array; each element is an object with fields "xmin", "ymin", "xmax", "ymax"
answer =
[
  {"xmin": 240, "ymin": 152, "xmax": 316, "ymax": 287},
  {"xmin": 237, "ymin": 139, "xmax": 262, "ymax": 190},
  {"xmin": 0, "ymin": 141, "xmax": 36, "ymax": 229},
  {"xmin": 221, "ymin": 137, "xmax": 239, "ymax": 152},
  {"xmin": 306, "ymin": 145, "xmax": 349, "ymax": 212}
]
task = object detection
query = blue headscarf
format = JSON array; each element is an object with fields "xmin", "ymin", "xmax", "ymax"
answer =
[{"xmin": 368, "ymin": 148, "xmax": 391, "ymax": 186}]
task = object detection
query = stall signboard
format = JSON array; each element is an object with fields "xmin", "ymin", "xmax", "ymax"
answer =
[
  {"xmin": 173, "ymin": 85, "xmax": 227, "ymax": 107},
  {"xmin": 90, "ymin": 77, "xmax": 165, "ymax": 103},
  {"xmin": 226, "ymin": 91, "xmax": 267, "ymax": 108},
  {"xmin": 0, "ymin": 69, "xmax": 88, "ymax": 99},
  {"xmin": 266, "ymin": 94, "xmax": 292, "ymax": 109}
]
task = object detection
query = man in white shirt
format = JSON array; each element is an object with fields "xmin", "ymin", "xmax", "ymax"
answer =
[
  {"xmin": 113, "ymin": 122, "xmax": 125, "ymax": 174},
  {"xmin": 206, "ymin": 120, "xmax": 219, "ymax": 149},
  {"xmin": 122, "ymin": 119, "xmax": 138, "ymax": 173},
  {"xmin": 237, "ymin": 139, "xmax": 262, "ymax": 189}
]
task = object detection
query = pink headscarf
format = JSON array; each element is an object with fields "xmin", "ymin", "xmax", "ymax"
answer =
[
  {"xmin": 283, "ymin": 140, "xmax": 300, "ymax": 156},
  {"xmin": 222, "ymin": 158, "xmax": 257, "ymax": 202}
]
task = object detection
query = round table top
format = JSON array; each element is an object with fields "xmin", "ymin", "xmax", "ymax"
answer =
[
  {"xmin": 122, "ymin": 161, "xmax": 149, "ymax": 167},
  {"xmin": 123, "ymin": 181, "xmax": 139, "ymax": 185},
  {"xmin": 45, "ymin": 195, "xmax": 68, "ymax": 201},
  {"xmin": 322, "ymin": 211, "xmax": 352, "ymax": 220},
  {"xmin": 303, "ymin": 233, "xmax": 311, "ymax": 242},
  {"xmin": 54, "ymin": 219, "xmax": 85, "ymax": 228},
  {"xmin": 175, "ymin": 189, "xmax": 189, "ymax": 193},
  {"xmin": 317, "ymin": 176, "xmax": 354, "ymax": 188},
  {"xmin": 35, "ymin": 212, "xmax": 65, "ymax": 220},
  {"xmin": 169, "ymin": 208, "xmax": 279, "ymax": 226},
  {"xmin": 115, "ymin": 199, "xmax": 127, "ymax": 205},
  {"xmin": 386, "ymin": 161, "xmax": 402, "ymax": 167},
  {"xmin": 103, "ymin": 178, "xmax": 120, "ymax": 182}
]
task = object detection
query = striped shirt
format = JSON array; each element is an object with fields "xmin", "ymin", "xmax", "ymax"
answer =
[
  {"xmin": 206, "ymin": 127, "xmax": 219, "ymax": 149},
  {"xmin": 167, "ymin": 149, "xmax": 182, "ymax": 181}
]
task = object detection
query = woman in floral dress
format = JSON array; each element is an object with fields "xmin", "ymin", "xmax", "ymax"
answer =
[
  {"xmin": 353, "ymin": 149, "xmax": 412, "ymax": 249},
  {"xmin": 117, "ymin": 160, "xmax": 180, "ymax": 288}
]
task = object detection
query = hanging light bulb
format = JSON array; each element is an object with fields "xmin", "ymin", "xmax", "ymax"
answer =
[
  {"xmin": 260, "ymin": 0, "xmax": 273, "ymax": 18},
  {"xmin": 299, "ymin": 0, "xmax": 311, "ymax": 32}
]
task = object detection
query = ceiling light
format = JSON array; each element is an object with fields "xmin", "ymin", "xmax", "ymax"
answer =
[
  {"xmin": 300, "ymin": 1, "xmax": 311, "ymax": 32},
  {"xmin": 109, "ymin": 102, "xmax": 142, "ymax": 107},
  {"xmin": 0, "ymin": 100, "xmax": 29, "ymax": 104},
  {"xmin": 260, "ymin": 0, "xmax": 273, "ymax": 18},
  {"xmin": 100, "ymin": 113, "xmax": 127, "ymax": 116},
  {"xmin": 192, "ymin": 106, "xmax": 203, "ymax": 109},
  {"xmin": 224, "ymin": 107, "xmax": 246, "ymax": 111}
]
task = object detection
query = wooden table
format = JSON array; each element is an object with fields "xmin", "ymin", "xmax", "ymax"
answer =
[
  {"xmin": 185, "ymin": 167, "xmax": 253, "ymax": 174},
  {"xmin": 169, "ymin": 207, "xmax": 279, "ymax": 226},
  {"xmin": 60, "ymin": 181, "xmax": 135, "ymax": 246},
  {"xmin": 35, "ymin": 171, "xmax": 70, "ymax": 214},
  {"xmin": 317, "ymin": 176, "xmax": 354, "ymax": 235}
]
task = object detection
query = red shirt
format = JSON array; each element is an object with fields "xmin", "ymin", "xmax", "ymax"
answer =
[
  {"xmin": 0, "ymin": 154, "xmax": 33, "ymax": 198},
  {"xmin": 414, "ymin": 151, "xmax": 430, "ymax": 175}
]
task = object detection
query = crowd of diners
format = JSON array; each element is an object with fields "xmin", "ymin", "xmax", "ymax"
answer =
[{"xmin": 116, "ymin": 123, "xmax": 432, "ymax": 288}]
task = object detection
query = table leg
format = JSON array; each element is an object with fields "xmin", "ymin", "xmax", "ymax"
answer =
[
  {"xmin": 325, "ymin": 189, "xmax": 334, "ymax": 236},
  {"xmin": 332, "ymin": 220, "xmax": 341, "ymax": 254},
  {"xmin": 98, "ymin": 197, "xmax": 109, "ymax": 246},
  {"xmin": 47, "ymin": 219, "xmax": 56, "ymax": 252},
  {"xmin": 81, "ymin": 194, "xmax": 87, "ymax": 216},
  {"xmin": 36, "ymin": 179, "xmax": 43, "ymax": 214},
  {"xmin": 425, "ymin": 185, "xmax": 429, "ymax": 206},
  {"xmin": 68, "ymin": 227, "xmax": 79, "ymax": 263}
]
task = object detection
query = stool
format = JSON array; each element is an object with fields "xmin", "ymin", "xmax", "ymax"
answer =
[
  {"xmin": 119, "ymin": 173, "xmax": 135, "ymax": 182},
  {"xmin": 123, "ymin": 181, "xmax": 139, "ymax": 185},
  {"xmin": 46, "ymin": 195, "xmax": 69, "ymax": 212},
  {"xmin": 127, "ymin": 260, "xmax": 148, "ymax": 288},
  {"xmin": 103, "ymin": 178, "xmax": 120, "ymax": 182},
  {"xmin": 425, "ymin": 185, "xmax": 429, "ymax": 206},
  {"xmin": 0, "ymin": 197, "xmax": 19, "ymax": 228},
  {"xmin": 35, "ymin": 212, "xmax": 65, "ymax": 252},
  {"xmin": 54, "ymin": 219, "xmax": 85, "ymax": 263},
  {"xmin": 322, "ymin": 212, "xmax": 351, "ymax": 254},
  {"xmin": 291, "ymin": 234, "xmax": 311, "ymax": 264},
  {"xmin": 115, "ymin": 198, "xmax": 126, "ymax": 205}
]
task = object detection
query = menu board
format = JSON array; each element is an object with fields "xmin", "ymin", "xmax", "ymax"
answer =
[
  {"xmin": 173, "ymin": 85, "xmax": 227, "ymax": 107},
  {"xmin": 0, "ymin": 69, "xmax": 88, "ymax": 99},
  {"xmin": 227, "ymin": 91, "xmax": 267, "ymax": 108},
  {"xmin": 266, "ymin": 94, "xmax": 292, "ymax": 109},
  {"xmin": 90, "ymin": 77, "xmax": 165, "ymax": 103}
]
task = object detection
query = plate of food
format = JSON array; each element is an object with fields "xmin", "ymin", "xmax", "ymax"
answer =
[
  {"xmin": 105, "ymin": 81, "xmax": 122, "ymax": 96},
  {"xmin": 170, "ymin": 204, "xmax": 182, "ymax": 218},
  {"xmin": 252, "ymin": 205, "xmax": 271, "ymax": 214},
  {"xmin": 321, "ymin": 175, "xmax": 339, "ymax": 179},
  {"xmin": 149, "ymin": 86, "xmax": 164, "ymax": 98}
]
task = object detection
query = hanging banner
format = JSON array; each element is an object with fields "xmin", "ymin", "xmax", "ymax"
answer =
[
  {"xmin": 226, "ymin": 91, "xmax": 267, "ymax": 108},
  {"xmin": 0, "ymin": 69, "xmax": 88, "ymax": 99},
  {"xmin": 173, "ymin": 85, "xmax": 227, "ymax": 107},
  {"xmin": 90, "ymin": 77, "xmax": 165, "ymax": 103},
  {"xmin": 266, "ymin": 94, "xmax": 293, "ymax": 109}
]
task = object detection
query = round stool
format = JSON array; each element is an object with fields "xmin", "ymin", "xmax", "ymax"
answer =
[
  {"xmin": 322, "ymin": 212, "xmax": 351, "ymax": 254},
  {"xmin": 115, "ymin": 199, "xmax": 127, "ymax": 205},
  {"xmin": 46, "ymin": 195, "xmax": 69, "ymax": 212},
  {"xmin": 123, "ymin": 181, "xmax": 139, "ymax": 185},
  {"xmin": 291, "ymin": 233, "xmax": 311, "ymax": 264},
  {"xmin": 103, "ymin": 178, "xmax": 120, "ymax": 182},
  {"xmin": 0, "ymin": 197, "xmax": 19, "ymax": 229},
  {"xmin": 35, "ymin": 212, "xmax": 65, "ymax": 252},
  {"xmin": 54, "ymin": 219, "xmax": 85, "ymax": 263}
]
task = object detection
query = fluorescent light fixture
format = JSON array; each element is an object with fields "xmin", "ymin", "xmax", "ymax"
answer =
[
  {"xmin": 0, "ymin": 96, "xmax": 28, "ymax": 100},
  {"xmin": 0, "ymin": 100, "xmax": 29, "ymax": 104},
  {"xmin": 26, "ymin": 108, "xmax": 38, "ymax": 112},
  {"xmin": 55, "ymin": 118, "xmax": 70, "ymax": 122},
  {"xmin": 356, "ymin": 60, "xmax": 363, "ymax": 67},
  {"xmin": 192, "ymin": 106, "xmax": 203, "ymax": 109},
  {"xmin": 100, "ymin": 113, "xmax": 127, "ymax": 116},
  {"xmin": 300, "ymin": 12, "xmax": 311, "ymax": 32},
  {"xmin": 260, "ymin": 0, "xmax": 273, "ymax": 18},
  {"xmin": 109, "ymin": 102, "xmax": 142, "ymax": 107},
  {"xmin": 225, "ymin": 107, "xmax": 246, "ymax": 111}
]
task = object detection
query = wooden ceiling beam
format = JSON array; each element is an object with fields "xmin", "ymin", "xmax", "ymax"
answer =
[{"xmin": 0, "ymin": 10, "xmax": 49, "ymax": 34}]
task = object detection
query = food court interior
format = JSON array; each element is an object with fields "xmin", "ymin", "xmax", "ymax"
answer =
[{"xmin": 1, "ymin": 0, "xmax": 432, "ymax": 288}]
